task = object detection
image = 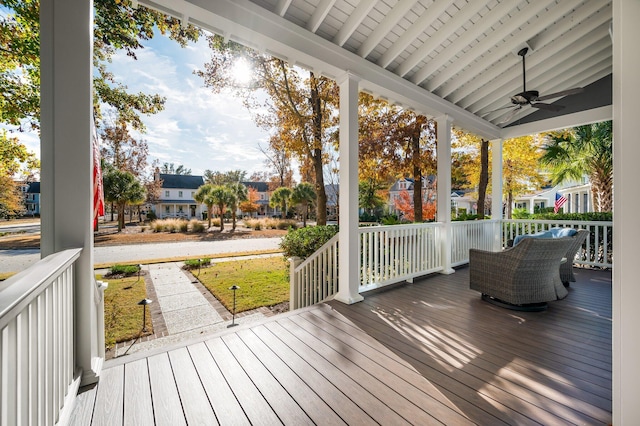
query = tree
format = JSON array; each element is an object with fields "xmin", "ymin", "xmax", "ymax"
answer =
[
  {"xmin": 103, "ymin": 169, "xmax": 145, "ymax": 231},
  {"xmin": 502, "ymin": 136, "xmax": 546, "ymax": 218},
  {"xmin": 0, "ymin": 131, "xmax": 39, "ymax": 218},
  {"xmin": 358, "ymin": 178, "xmax": 386, "ymax": 217},
  {"xmin": 226, "ymin": 182, "xmax": 248, "ymax": 230},
  {"xmin": 193, "ymin": 183, "xmax": 215, "ymax": 229},
  {"xmin": 259, "ymin": 137, "xmax": 294, "ymax": 188},
  {"xmin": 540, "ymin": 121, "xmax": 613, "ymax": 212},
  {"xmin": 451, "ymin": 129, "xmax": 490, "ymax": 218},
  {"xmin": 210, "ymin": 186, "xmax": 234, "ymax": 231},
  {"xmin": 203, "ymin": 169, "xmax": 246, "ymax": 186},
  {"xmin": 290, "ymin": 182, "xmax": 316, "ymax": 227},
  {"xmin": 359, "ymin": 94, "xmax": 437, "ymax": 222},
  {"xmin": 269, "ymin": 187, "xmax": 292, "ymax": 218},
  {"xmin": 160, "ymin": 163, "xmax": 191, "ymax": 175},
  {"xmin": 239, "ymin": 187, "xmax": 260, "ymax": 216},
  {"xmin": 99, "ymin": 119, "xmax": 149, "ymax": 177},
  {"xmin": 393, "ymin": 189, "xmax": 436, "ymax": 222},
  {"xmin": 197, "ymin": 35, "xmax": 337, "ymax": 225},
  {"xmin": 0, "ymin": 0, "xmax": 200, "ymax": 131}
]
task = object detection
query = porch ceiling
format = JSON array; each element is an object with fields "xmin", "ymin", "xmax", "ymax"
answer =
[{"xmin": 141, "ymin": 0, "xmax": 612, "ymax": 139}]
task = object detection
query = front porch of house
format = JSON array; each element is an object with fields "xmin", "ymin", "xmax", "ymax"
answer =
[{"xmin": 69, "ymin": 266, "xmax": 612, "ymax": 425}]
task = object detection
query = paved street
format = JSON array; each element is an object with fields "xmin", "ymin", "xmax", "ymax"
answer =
[{"xmin": 0, "ymin": 238, "xmax": 282, "ymax": 273}]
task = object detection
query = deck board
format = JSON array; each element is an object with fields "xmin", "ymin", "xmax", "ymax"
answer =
[
  {"xmin": 123, "ymin": 359, "xmax": 153, "ymax": 426},
  {"xmin": 72, "ymin": 267, "xmax": 612, "ymax": 425}
]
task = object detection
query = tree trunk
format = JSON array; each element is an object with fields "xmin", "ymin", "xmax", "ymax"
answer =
[
  {"xmin": 117, "ymin": 203, "xmax": 125, "ymax": 231},
  {"xmin": 310, "ymin": 73, "xmax": 327, "ymax": 226},
  {"xmin": 507, "ymin": 190, "xmax": 513, "ymax": 219},
  {"xmin": 477, "ymin": 139, "xmax": 489, "ymax": 219},
  {"xmin": 411, "ymin": 130, "xmax": 423, "ymax": 223}
]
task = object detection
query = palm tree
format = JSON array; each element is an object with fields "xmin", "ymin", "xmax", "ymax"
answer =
[
  {"xmin": 540, "ymin": 121, "xmax": 612, "ymax": 212},
  {"xmin": 269, "ymin": 186, "xmax": 292, "ymax": 218},
  {"xmin": 194, "ymin": 183, "xmax": 215, "ymax": 228},
  {"xmin": 103, "ymin": 169, "xmax": 146, "ymax": 231},
  {"xmin": 210, "ymin": 185, "xmax": 234, "ymax": 231},
  {"xmin": 290, "ymin": 182, "xmax": 316, "ymax": 226},
  {"xmin": 226, "ymin": 182, "xmax": 248, "ymax": 230}
]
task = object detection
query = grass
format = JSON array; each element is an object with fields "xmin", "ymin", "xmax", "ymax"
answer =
[
  {"xmin": 197, "ymin": 257, "xmax": 289, "ymax": 313},
  {"xmin": 0, "ymin": 272, "xmax": 15, "ymax": 281},
  {"xmin": 99, "ymin": 273, "xmax": 152, "ymax": 350}
]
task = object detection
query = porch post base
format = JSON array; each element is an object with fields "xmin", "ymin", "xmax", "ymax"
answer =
[
  {"xmin": 334, "ymin": 294, "xmax": 364, "ymax": 305},
  {"xmin": 80, "ymin": 356, "xmax": 104, "ymax": 386},
  {"xmin": 439, "ymin": 268, "xmax": 455, "ymax": 275}
]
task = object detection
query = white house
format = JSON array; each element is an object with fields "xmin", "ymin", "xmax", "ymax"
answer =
[
  {"xmin": 514, "ymin": 178, "xmax": 593, "ymax": 214},
  {"xmin": 152, "ymin": 173, "xmax": 205, "ymax": 219}
]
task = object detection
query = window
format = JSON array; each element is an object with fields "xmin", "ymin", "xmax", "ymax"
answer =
[
  {"xmin": 178, "ymin": 191, "xmax": 183, "ymax": 197},
  {"xmin": 165, "ymin": 206, "xmax": 170, "ymax": 213},
  {"xmin": 191, "ymin": 191, "xmax": 194, "ymax": 198},
  {"xmin": 178, "ymin": 206, "xmax": 183, "ymax": 213},
  {"xmin": 165, "ymin": 190, "xmax": 170, "ymax": 197}
]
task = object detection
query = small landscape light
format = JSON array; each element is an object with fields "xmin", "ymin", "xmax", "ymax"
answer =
[
  {"xmin": 228, "ymin": 285, "xmax": 240, "ymax": 328},
  {"xmin": 137, "ymin": 298, "xmax": 152, "ymax": 332}
]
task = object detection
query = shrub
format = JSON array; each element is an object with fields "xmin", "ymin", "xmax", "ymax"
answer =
[
  {"xmin": 380, "ymin": 214, "xmax": 401, "ymax": 225},
  {"xmin": 211, "ymin": 218, "xmax": 221, "ymax": 227},
  {"xmin": 183, "ymin": 258, "xmax": 211, "ymax": 270},
  {"xmin": 178, "ymin": 220, "xmax": 189, "ymax": 232},
  {"xmin": 280, "ymin": 225, "xmax": 339, "ymax": 259},
  {"xmin": 190, "ymin": 219, "xmax": 205, "ymax": 233},
  {"xmin": 146, "ymin": 210, "xmax": 157, "ymax": 221},
  {"xmin": 277, "ymin": 219, "xmax": 297, "ymax": 230},
  {"xmin": 108, "ymin": 264, "xmax": 141, "ymax": 276}
]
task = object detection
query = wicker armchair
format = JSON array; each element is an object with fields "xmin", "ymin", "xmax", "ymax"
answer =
[
  {"xmin": 469, "ymin": 237, "xmax": 574, "ymax": 310},
  {"xmin": 560, "ymin": 229, "xmax": 589, "ymax": 285}
]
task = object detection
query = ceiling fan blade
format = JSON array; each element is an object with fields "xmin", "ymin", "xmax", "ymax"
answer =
[
  {"xmin": 496, "ymin": 106, "xmax": 522, "ymax": 124},
  {"xmin": 484, "ymin": 104, "xmax": 518, "ymax": 115},
  {"xmin": 536, "ymin": 87, "xmax": 584, "ymax": 101},
  {"xmin": 531, "ymin": 102, "xmax": 564, "ymax": 112}
]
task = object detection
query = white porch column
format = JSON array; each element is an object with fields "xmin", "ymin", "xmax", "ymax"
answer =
[
  {"xmin": 613, "ymin": 0, "xmax": 640, "ymax": 422},
  {"xmin": 41, "ymin": 0, "xmax": 102, "ymax": 384},
  {"xmin": 491, "ymin": 138, "xmax": 503, "ymax": 251},
  {"xmin": 335, "ymin": 72, "xmax": 364, "ymax": 305},
  {"xmin": 436, "ymin": 115, "xmax": 454, "ymax": 274}
]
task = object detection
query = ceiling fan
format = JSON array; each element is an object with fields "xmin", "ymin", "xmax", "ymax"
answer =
[{"xmin": 492, "ymin": 47, "xmax": 584, "ymax": 124}]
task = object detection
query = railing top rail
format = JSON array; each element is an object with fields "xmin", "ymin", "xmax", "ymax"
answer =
[
  {"xmin": 293, "ymin": 233, "xmax": 340, "ymax": 272},
  {"xmin": 501, "ymin": 219, "xmax": 613, "ymax": 227},
  {"xmin": 0, "ymin": 248, "xmax": 82, "ymax": 321},
  {"xmin": 358, "ymin": 222, "xmax": 442, "ymax": 234}
]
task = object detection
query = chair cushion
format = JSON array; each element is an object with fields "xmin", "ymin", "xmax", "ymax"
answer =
[
  {"xmin": 513, "ymin": 231, "xmax": 553, "ymax": 246},
  {"xmin": 548, "ymin": 227, "xmax": 577, "ymax": 238},
  {"xmin": 513, "ymin": 227, "xmax": 577, "ymax": 246}
]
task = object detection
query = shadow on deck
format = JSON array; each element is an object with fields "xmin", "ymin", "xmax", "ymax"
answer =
[{"xmin": 70, "ymin": 267, "xmax": 612, "ymax": 425}]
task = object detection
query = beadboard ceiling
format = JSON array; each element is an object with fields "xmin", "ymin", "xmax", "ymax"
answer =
[{"xmin": 141, "ymin": 0, "xmax": 612, "ymax": 138}]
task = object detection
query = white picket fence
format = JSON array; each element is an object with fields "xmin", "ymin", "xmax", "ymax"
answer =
[
  {"xmin": 0, "ymin": 249, "xmax": 82, "ymax": 425},
  {"xmin": 289, "ymin": 219, "xmax": 613, "ymax": 310}
]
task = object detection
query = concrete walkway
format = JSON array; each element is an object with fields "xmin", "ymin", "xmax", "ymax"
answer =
[{"xmin": 113, "ymin": 261, "xmax": 272, "ymax": 358}]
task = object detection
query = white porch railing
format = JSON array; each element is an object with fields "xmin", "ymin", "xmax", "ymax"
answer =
[
  {"xmin": 502, "ymin": 219, "xmax": 612, "ymax": 269},
  {"xmin": 289, "ymin": 218, "xmax": 612, "ymax": 310},
  {"xmin": 451, "ymin": 220, "xmax": 501, "ymax": 266},
  {"xmin": 359, "ymin": 223, "xmax": 442, "ymax": 292},
  {"xmin": 0, "ymin": 249, "xmax": 82, "ymax": 425},
  {"xmin": 289, "ymin": 234, "xmax": 339, "ymax": 310}
]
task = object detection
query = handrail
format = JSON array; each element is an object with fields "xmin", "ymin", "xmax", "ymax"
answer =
[
  {"xmin": 0, "ymin": 248, "xmax": 82, "ymax": 425},
  {"xmin": 290, "ymin": 233, "xmax": 339, "ymax": 310}
]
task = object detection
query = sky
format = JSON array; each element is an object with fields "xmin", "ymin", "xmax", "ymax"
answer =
[{"xmin": 15, "ymin": 29, "xmax": 273, "ymax": 179}]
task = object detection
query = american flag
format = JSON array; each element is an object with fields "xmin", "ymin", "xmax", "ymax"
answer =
[
  {"xmin": 93, "ymin": 125, "xmax": 105, "ymax": 230},
  {"xmin": 554, "ymin": 193, "xmax": 567, "ymax": 213}
]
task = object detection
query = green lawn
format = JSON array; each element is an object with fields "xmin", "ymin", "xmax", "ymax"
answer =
[
  {"xmin": 197, "ymin": 257, "xmax": 289, "ymax": 313},
  {"xmin": 99, "ymin": 274, "xmax": 152, "ymax": 349}
]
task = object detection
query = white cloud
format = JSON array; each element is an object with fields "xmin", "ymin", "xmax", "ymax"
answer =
[{"xmin": 104, "ymin": 34, "xmax": 272, "ymax": 178}]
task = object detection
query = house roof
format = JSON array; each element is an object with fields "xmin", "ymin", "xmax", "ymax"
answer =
[
  {"xmin": 26, "ymin": 182, "xmax": 40, "ymax": 193},
  {"xmin": 242, "ymin": 181, "xmax": 269, "ymax": 192},
  {"xmin": 159, "ymin": 174, "xmax": 204, "ymax": 189},
  {"xmin": 139, "ymin": 0, "xmax": 611, "ymax": 139}
]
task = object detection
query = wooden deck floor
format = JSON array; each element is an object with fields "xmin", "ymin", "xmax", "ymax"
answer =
[{"xmin": 70, "ymin": 267, "xmax": 612, "ymax": 425}]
